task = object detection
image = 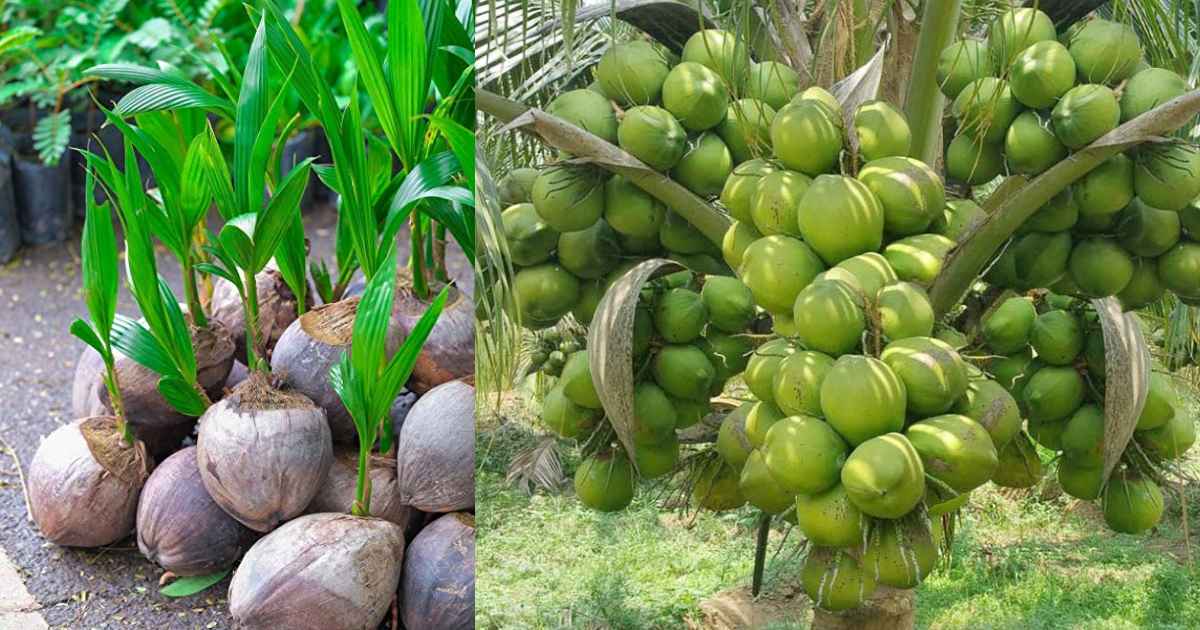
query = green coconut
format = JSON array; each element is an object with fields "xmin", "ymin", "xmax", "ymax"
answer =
[
  {"xmin": 1005, "ymin": 110, "xmax": 1068, "ymax": 175},
  {"xmin": 1011, "ymin": 231, "xmax": 1072, "ymax": 289},
  {"xmin": 881, "ymin": 337, "xmax": 970, "ymax": 416},
  {"xmin": 681, "ymin": 29, "xmax": 747, "ymax": 88},
  {"xmin": 560, "ymin": 350, "xmax": 601, "ymax": 409},
  {"xmin": 864, "ymin": 520, "xmax": 940, "ymax": 588},
  {"xmin": 632, "ymin": 382, "xmax": 678, "ymax": 444},
  {"xmin": 937, "ymin": 39, "xmax": 992, "ymax": 99},
  {"xmin": 662, "ymin": 61, "xmax": 731, "ymax": 132},
  {"xmin": 618, "ymin": 106, "xmax": 687, "ymax": 171},
  {"xmin": 772, "ymin": 351, "xmax": 835, "ymax": 417},
  {"xmin": 572, "ymin": 280, "xmax": 603, "ymax": 324},
  {"xmin": 744, "ymin": 337, "xmax": 796, "ymax": 402},
  {"xmin": 935, "ymin": 326, "xmax": 970, "ymax": 351},
  {"xmin": 987, "ymin": 8, "xmax": 1057, "ymax": 72},
  {"xmin": 771, "ymin": 101, "xmax": 843, "ymax": 177},
  {"xmin": 1118, "ymin": 199, "xmax": 1181, "ymax": 258},
  {"xmin": 876, "ymin": 282, "xmax": 935, "ymax": 342},
  {"xmin": 739, "ymin": 450, "xmax": 796, "ymax": 514},
  {"xmin": 983, "ymin": 297, "xmax": 1036, "ymax": 354},
  {"xmin": 557, "ymin": 220, "xmax": 621, "ymax": 280},
  {"xmin": 720, "ymin": 221, "xmax": 761, "ymax": 270},
  {"xmin": 715, "ymin": 402, "xmax": 755, "ymax": 468},
  {"xmin": 1030, "ymin": 309, "xmax": 1084, "ymax": 366},
  {"xmin": 762, "ymin": 415, "xmax": 848, "ymax": 495},
  {"xmin": 857, "ymin": 156, "xmax": 945, "ymax": 237},
  {"xmin": 514, "ymin": 264, "xmax": 580, "ymax": 329},
  {"xmin": 1067, "ymin": 19, "xmax": 1144, "ymax": 85},
  {"xmin": 883, "ymin": 233, "xmax": 955, "ymax": 285},
  {"xmin": 821, "ymin": 355, "xmax": 907, "ymax": 446},
  {"xmin": 1136, "ymin": 372, "xmax": 1178, "ymax": 432},
  {"xmin": 1157, "ymin": 241, "xmax": 1200, "ymax": 298},
  {"xmin": 652, "ymin": 344, "xmax": 716, "ymax": 401},
  {"xmin": 672, "ymin": 397, "xmax": 709, "ymax": 430},
  {"xmin": 746, "ymin": 61, "xmax": 800, "ymax": 111},
  {"xmin": 840, "ymin": 432, "xmax": 925, "ymax": 518},
  {"xmin": 952, "ymin": 77, "xmax": 1021, "ymax": 144},
  {"xmin": 654, "ymin": 288, "xmax": 708, "ymax": 343},
  {"xmin": 1023, "ymin": 189, "xmax": 1078, "ymax": 233},
  {"xmin": 802, "ymin": 547, "xmax": 877, "ymax": 612},
  {"xmin": 791, "ymin": 86, "xmax": 843, "ymax": 126},
  {"xmin": 1074, "ymin": 153, "xmax": 1135, "ymax": 219},
  {"xmin": 1133, "ymin": 143, "xmax": 1200, "ymax": 211},
  {"xmin": 1183, "ymin": 202, "xmax": 1200, "ymax": 237},
  {"xmin": 673, "ymin": 133, "xmax": 734, "ymax": 198},
  {"xmin": 834, "ymin": 252, "xmax": 899, "ymax": 297},
  {"xmin": 738, "ymin": 235, "xmax": 826, "ymax": 314},
  {"xmin": 693, "ymin": 459, "xmax": 746, "ymax": 511},
  {"xmin": 853, "ymin": 101, "xmax": 912, "ymax": 162},
  {"xmin": 700, "ymin": 331, "xmax": 753, "ymax": 386},
  {"xmin": 702, "ymin": 276, "xmax": 755, "ymax": 333},
  {"xmin": 502, "ymin": 203, "xmax": 559, "ymax": 266},
  {"xmin": 1061, "ymin": 403, "xmax": 1105, "ymax": 467},
  {"xmin": 1117, "ymin": 258, "xmax": 1165, "ymax": 310},
  {"xmin": 1068, "ymin": 238, "xmax": 1135, "ymax": 297},
  {"xmin": 750, "ymin": 169, "xmax": 811, "ymax": 236},
  {"xmin": 720, "ymin": 159, "xmax": 776, "ymax": 223},
  {"xmin": 1009, "ymin": 40, "xmax": 1076, "ymax": 109},
  {"xmin": 1083, "ymin": 329, "xmax": 1106, "ymax": 381},
  {"xmin": 635, "ymin": 436, "xmax": 680, "ymax": 480},
  {"xmin": 1121, "ymin": 68, "xmax": 1188, "ymax": 122},
  {"xmin": 772, "ymin": 313, "xmax": 799, "ymax": 337},
  {"xmin": 933, "ymin": 199, "xmax": 987, "ymax": 240},
  {"xmin": 604, "ymin": 175, "xmax": 665, "ymax": 239},
  {"xmin": 992, "ymin": 431, "xmax": 1043, "ymax": 488},
  {"xmin": 1022, "ymin": 365, "xmax": 1086, "ymax": 423},
  {"xmin": 1028, "ymin": 418, "xmax": 1066, "ymax": 450},
  {"xmin": 744, "ymin": 401, "xmax": 786, "ymax": 449},
  {"xmin": 1138, "ymin": 412, "xmax": 1196, "ymax": 460},
  {"xmin": 946, "ymin": 134, "xmax": 1004, "ymax": 185},
  {"xmin": 792, "ymin": 279, "xmax": 867, "ymax": 357},
  {"xmin": 797, "ymin": 175, "xmax": 885, "ymax": 266},
  {"xmin": 498, "ymin": 167, "xmax": 539, "ymax": 206},
  {"xmin": 902, "ymin": 412, "xmax": 998, "ymax": 492},
  {"xmin": 953, "ymin": 379, "xmax": 1021, "ymax": 448},
  {"xmin": 574, "ymin": 451, "xmax": 635, "ymax": 512},
  {"xmin": 546, "ymin": 88, "xmax": 619, "ymax": 143},
  {"xmin": 1102, "ymin": 472, "xmax": 1164, "ymax": 534},
  {"xmin": 531, "ymin": 165, "xmax": 607, "ymax": 233},
  {"xmin": 1052, "ymin": 84, "xmax": 1119, "ymax": 149},
  {"xmin": 659, "ymin": 210, "xmax": 712, "ymax": 255},
  {"xmin": 795, "ymin": 484, "xmax": 864, "ymax": 548},
  {"xmin": 717, "ymin": 99, "xmax": 776, "ymax": 164},
  {"xmin": 543, "ymin": 385, "xmax": 599, "ymax": 438},
  {"xmin": 1058, "ymin": 458, "xmax": 1104, "ymax": 500},
  {"xmin": 619, "ymin": 232, "xmax": 661, "ymax": 255},
  {"xmin": 595, "ymin": 40, "xmax": 671, "ymax": 106}
]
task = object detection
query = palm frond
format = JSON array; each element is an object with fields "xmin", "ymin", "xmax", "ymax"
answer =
[{"xmin": 506, "ymin": 436, "xmax": 565, "ymax": 494}]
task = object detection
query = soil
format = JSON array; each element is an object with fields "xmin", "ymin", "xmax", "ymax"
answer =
[{"xmin": 0, "ymin": 202, "xmax": 473, "ymax": 628}]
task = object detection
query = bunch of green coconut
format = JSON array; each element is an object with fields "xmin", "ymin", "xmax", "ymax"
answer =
[
  {"xmin": 973, "ymin": 294, "xmax": 1194, "ymax": 534},
  {"xmin": 544, "ymin": 269, "xmax": 760, "ymax": 512},
  {"xmin": 938, "ymin": 8, "xmax": 1200, "ymax": 308}
]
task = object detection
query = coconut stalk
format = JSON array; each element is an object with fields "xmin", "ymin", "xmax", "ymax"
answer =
[
  {"xmin": 903, "ymin": 0, "xmax": 961, "ymax": 166},
  {"xmin": 929, "ymin": 89, "xmax": 1200, "ymax": 316}
]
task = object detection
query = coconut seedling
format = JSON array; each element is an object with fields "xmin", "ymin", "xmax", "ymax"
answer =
[
  {"xmin": 28, "ymin": 172, "xmax": 149, "ymax": 547},
  {"xmin": 229, "ymin": 245, "xmax": 448, "ymax": 629}
]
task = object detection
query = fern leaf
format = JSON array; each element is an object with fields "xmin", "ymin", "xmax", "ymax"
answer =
[{"xmin": 33, "ymin": 111, "xmax": 72, "ymax": 166}]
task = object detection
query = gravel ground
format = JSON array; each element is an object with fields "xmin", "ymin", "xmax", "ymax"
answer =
[{"xmin": 0, "ymin": 202, "xmax": 472, "ymax": 629}]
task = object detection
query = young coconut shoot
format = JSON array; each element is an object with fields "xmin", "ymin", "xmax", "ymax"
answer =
[{"xmin": 330, "ymin": 248, "xmax": 449, "ymax": 516}]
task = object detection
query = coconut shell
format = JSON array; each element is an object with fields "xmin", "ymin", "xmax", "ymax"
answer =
[
  {"xmin": 397, "ymin": 380, "xmax": 475, "ymax": 512},
  {"xmin": 225, "ymin": 360, "xmax": 250, "ymax": 392},
  {"xmin": 28, "ymin": 417, "xmax": 147, "ymax": 547},
  {"xmin": 395, "ymin": 285, "xmax": 475, "ymax": 394},
  {"xmin": 137, "ymin": 446, "xmax": 248, "ymax": 575},
  {"xmin": 72, "ymin": 320, "xmax": 236, "ymax": 429},
  {"xmin": 401, "ymin": 512, "xmax": 475, "ymax": 630},
  {"xmin": 196, "ymin": 376, "xmax": 333, "ymax": 532},
  {"xmin": 304, "ymin": 450, "xmax": 420, "ymax": 529},
  {"xmin": 229, "ymin": 513, "xmax": 404, "ymax": 630},
  {"xmin": 271, "ymin": 297, "xmax": 407, "ymax": 443},
  {"xmin": 211, "ymin": 269, "xmax": 308, "ymax": 364}
]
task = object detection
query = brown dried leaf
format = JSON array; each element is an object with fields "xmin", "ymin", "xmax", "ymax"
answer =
[{"xmin": 1092, "ymin": 297, "xmax": 1151, "ymax": 483}]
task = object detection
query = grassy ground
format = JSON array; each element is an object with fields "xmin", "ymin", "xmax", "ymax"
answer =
[{"xmin": 476, "ymin": 384, "xmax": 1200, "ymax": 630}]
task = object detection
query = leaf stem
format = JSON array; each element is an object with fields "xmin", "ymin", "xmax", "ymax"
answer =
[
  {"xmin": 102, "ymin": 359, "xmax": 133, "ymax": 444},
  {"xmin": 183, "ymin": 257, "xmax": 208, "ymax": 329},
  {"xmin": 244, "ymin": 269, "xmax": 264, "ymax": 372},
  {"xmin": 411, "ymin": 214, "xmax": 428, "ymax": 299},
  {"xmin": 352, "ymin": 440, "xmax": 372, "ymax": 517}
]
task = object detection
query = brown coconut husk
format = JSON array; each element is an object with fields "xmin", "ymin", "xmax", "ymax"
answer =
[
  {"xmin": 210, "ymin": 269, "xmax": 309, "ymax": 364},
  {"xmin": 228, "ymin": 513, "xmax": 404, "ymax": 630},
  {"xmin": 396, "ymin": 380, "xmax": 475, "ymax": 513},
  {"xmin": 28, "ymin": 417, "xmax": 149, "ymax": 547},
  {"xmin": 196, "ymin": 373, "xmax": 333, "ymax": 532},
  {"xmin": 304, "ymin": 449, "xmax": 421, "ymax": 530},
  {"xmin": 400, "ymin": 512, "xmax": 475, "ymax": 630},
  {"xmin": 137, "ymin": 446, "xmax": 249, "ymax": 576},
  {"xmin": 392, "ymin": 283, "xmax": 475, "ymax": 394}
]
